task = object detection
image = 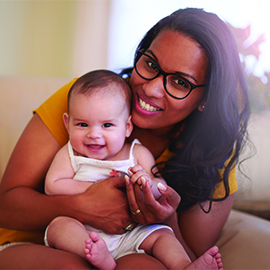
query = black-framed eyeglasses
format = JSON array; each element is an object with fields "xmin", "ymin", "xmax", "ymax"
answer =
[{"xmin": 134, "ymin": 50, "xmax": 207, "ymax": 100}]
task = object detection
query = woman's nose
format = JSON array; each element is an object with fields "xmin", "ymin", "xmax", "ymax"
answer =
[{"xmin": 142, "ymin": 75, "xmax": 165, "ymax": 98}]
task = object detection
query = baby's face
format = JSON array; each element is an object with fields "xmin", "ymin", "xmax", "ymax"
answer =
[{"xmin": 66, "ymin": 89, "xmax": 132, "ymax": 160}]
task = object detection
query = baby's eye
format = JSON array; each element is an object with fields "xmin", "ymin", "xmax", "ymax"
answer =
[
  {"xmin": 103, "ymin": 123, "xmax": 113, "ymax": 128},
  {"xmin": 78, "ymin": 123, "xmax": 88, "ymax": 127}
]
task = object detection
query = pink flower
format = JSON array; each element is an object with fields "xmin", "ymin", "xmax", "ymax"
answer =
[{"xmin": 110, "ymin": 169, "xmax": 120, "ymax": 177}]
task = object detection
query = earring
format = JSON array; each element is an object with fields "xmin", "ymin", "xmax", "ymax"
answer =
[{"xmin": 198, "ymin": 103, "xmax": 206, "ymax": 112}]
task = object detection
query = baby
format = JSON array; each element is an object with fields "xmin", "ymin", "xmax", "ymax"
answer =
[{"xmin": 44, "ymin": 70, "xmax": 223, "ymax": 270}]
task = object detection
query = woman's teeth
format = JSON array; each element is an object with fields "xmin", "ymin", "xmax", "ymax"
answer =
[{"xmin": 139, "ymin": 98, "xmax": 160, "ymax": 112}]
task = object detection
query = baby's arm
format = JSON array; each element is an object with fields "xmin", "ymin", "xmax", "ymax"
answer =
[
  {"xmin": 128, "ymin": 144, "xmax": 166, "ymax": 199},
  {"xmin": 45, "ymin": 144, "xmax": 93, "ymax": 195}
]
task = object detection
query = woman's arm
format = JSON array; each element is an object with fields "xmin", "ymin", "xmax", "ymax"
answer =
[
  {"xmin": 0, "ymin": 114, "xmax": 131, "ymax": 234},
  {"xmin": 178, "ymin": 194, "xmax": 234, "ymax": 258}
]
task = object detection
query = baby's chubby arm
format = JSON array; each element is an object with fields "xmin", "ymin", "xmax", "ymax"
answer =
[
  {"xmin": 126, "ymin": 144, "xmax": 167, "ymax": 199},
  {"xmin": 45, "ymin": 144, "xmax": 93, "ymax": 195}
]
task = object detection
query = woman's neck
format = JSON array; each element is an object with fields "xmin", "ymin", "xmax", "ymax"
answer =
[{"xmin": 128, "ymin": 124, "xmax": 180, "ymax": 160}]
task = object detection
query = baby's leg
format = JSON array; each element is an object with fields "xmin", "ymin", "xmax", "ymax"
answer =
[
  {"xmin": 46, "ymin": 216, "xmax": 89, "ymax": 258},
  {"xmin": 140, "ymin": 228, "xmax": 191, "ymax": 269},
  {"xmin": 140, "ymin": 228, "xmax": 223, "ymax": 270},
  {"xmin": 47, "ymin": 216, "xmax": 116, "ymax": 270},
  {"xmin": 85, "ymin": 231, "xmax": 116, "ymax": 270}
]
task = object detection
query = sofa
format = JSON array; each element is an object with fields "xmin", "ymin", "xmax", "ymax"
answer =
[{"xmin": 1, "ymin": 76, "xmax": 270, "ymax": 269}]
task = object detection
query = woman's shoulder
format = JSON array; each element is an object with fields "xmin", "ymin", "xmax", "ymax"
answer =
[{"xmin": 35, "ymin": 78, "xmax": 77, "ymax": 112}]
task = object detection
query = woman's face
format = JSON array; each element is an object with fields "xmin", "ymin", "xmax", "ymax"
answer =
[{"xmin": 130, "ymin": 30, "xmax": 208, "ymax": 133}]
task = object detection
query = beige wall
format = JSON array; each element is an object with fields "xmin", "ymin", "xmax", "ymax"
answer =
[{"xmin": 0, "ymin": 0, "xmax": 110, "ymax": 78}]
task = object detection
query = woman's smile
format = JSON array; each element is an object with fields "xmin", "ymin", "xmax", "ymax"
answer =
[{"xmin": 135, "ymin": 94, "xmax": 162, "ymax": 115}]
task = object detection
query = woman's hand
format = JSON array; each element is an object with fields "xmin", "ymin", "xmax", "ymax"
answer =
[
  {"xmin": 73, "ymin": 177, "xmax": 132, "ymax": 235},
  {"xmin": 125, "ymin": 177, "xmax": 180, "ymax": 225}
]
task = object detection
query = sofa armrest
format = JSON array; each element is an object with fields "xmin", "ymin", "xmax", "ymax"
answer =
[{"xmin": 217, "ymin": 209, "xmax": 270, "ymax": 269}]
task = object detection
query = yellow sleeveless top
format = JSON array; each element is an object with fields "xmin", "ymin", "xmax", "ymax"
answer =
[{"xmin": 0, "ymin": 79, "xmax": 237, "ymax": 245}]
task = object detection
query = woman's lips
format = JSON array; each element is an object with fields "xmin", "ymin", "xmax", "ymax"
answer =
[{"xmin": 135, "ymin": 94, "xmax": 162, "ymax": 115}]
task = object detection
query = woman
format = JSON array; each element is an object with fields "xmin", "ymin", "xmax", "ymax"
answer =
[{"xmin": 0, "ymin": 8, "xmax": 249, "ymax": 269}]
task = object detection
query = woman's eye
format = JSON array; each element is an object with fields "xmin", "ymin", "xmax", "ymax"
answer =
[
  {"xmin": 171, "ymin": 77, "xmax": 190, "ymax": 89},
  {"xmin": 103, "ymin": 123, "xmax": 113, "ymax": 128},
  {"xmin": 146, "ymin": 60, "xmax": 158, "ymax": 72}
]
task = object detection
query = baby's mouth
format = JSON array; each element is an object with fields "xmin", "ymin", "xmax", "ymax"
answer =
[{"xmin": 87, "ymin": 144, "xmax": 104, "ymax": 151}]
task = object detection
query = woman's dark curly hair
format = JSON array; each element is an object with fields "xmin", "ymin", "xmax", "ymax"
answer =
[{"xmin": 121, "ymin": 8, "xmax": 250, "ymax": 213}]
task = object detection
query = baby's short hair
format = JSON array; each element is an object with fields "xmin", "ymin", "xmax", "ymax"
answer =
[{"xmin": 68, "ymin": 69, "xmax": 132, "ymax": 112}]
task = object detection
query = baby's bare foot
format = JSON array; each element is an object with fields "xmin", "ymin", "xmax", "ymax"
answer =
[
  {"xmin": 184, "ymin": 246, "xmax": 223, "ymax": 270},
  {"xmin": 84, "ymin": 231, "xmax": 116, "ymax": 270}
]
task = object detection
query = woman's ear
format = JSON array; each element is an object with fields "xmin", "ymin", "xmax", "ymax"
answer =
[
  {"xmin": 125, "ymin": 115, "xmax": 133, "ymax": 138},
  {"xmin": 198, "ymin": 99, "xmax": 207, "ymax": 112},
  {"xmin": 63, "ymin": 113, "xmax": 70, "ymax": 133}
]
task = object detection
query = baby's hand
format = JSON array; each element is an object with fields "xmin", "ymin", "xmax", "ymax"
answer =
[{"xmin": 127, "ymin": 165, "xmax": 153, "ymax": 188}]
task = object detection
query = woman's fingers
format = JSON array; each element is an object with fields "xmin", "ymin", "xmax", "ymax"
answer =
[
  {"xmin": 126, "ymin": 178, "xmax": 160, "ymax": 224},
  {"xmin": 136, "ymin": 181, "xmax": 180, "ymax": 222},
  {"xmin": 139, "ymin": 181, "xmax": 170, "ymax": 221},
  {"xmin": 125, "ymin": 176, "xmax": 148, "ymax": 224},
  {"xmin": 158, "ymin": 184, "xmax": 181, "ymax": 209},
  {"xmin": 125, "ymin": 175, "xmax": 138, "ymax": 211}
]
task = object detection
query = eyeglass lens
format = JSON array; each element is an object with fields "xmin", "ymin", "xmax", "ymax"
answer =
[{"xmin": 135, "ymin": 53, "xmax": 193, "ymax": 99}]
